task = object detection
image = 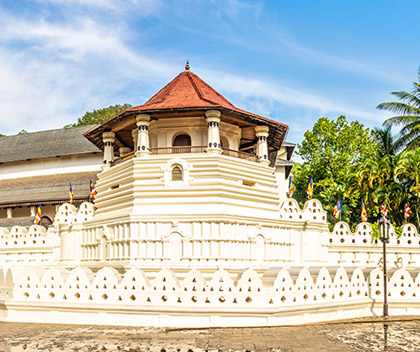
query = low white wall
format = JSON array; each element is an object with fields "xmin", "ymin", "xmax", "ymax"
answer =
[
  {"xmin": 0, "ymin": 225, "xmax": 60, "ymax": 265},
  {"xmin": 326, "ymin": 221, "xmax": 420, "ymax": 267},
  {"xmin": 1, "ymin": 265, "xmax": 419, "ymax": 327}
]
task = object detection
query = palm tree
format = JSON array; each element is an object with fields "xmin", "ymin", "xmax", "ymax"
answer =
[
  {"xmin": 346, "ymin": 152, "xmax": 399, "ymax": 224},
  {"xmin": 372, "ymin": 182, "xmax": 406, "ymax": 224},
  {"xmin": 377, "ymin": 67, "xmax": 420, "ymax": 151},
  {"xmin": 364, "ymin": 157, "xmax": 393, "ymax": 189},
  {"xmin": 373, "ymin": 126, "xmax": 397, "ymax": 158},
  {"xmin": 394, "ymin": 148, "xmax": 420, "ymax": 226}
]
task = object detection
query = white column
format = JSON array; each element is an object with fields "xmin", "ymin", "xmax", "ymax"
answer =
[
  {"xmin": 255, "ymin": 126, "xmax": 270, "ymax": 166},
  {"xmin": 136, "ymin": 114, "xmax": 150, "ymax": 156},
  {"xmin": 205, "ymin": 110, "xmax": 222, "ymax": 154},
  {"xmin": 102, "ymin": 131, "xmax": 115, "ymax": 166},
  {"xmin": 6, "ymin": 208, "xmax": 12, "ymax": 219}
]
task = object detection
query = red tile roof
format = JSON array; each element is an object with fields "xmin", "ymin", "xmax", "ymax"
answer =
[
  {"xmin": 84, "ymin": 68, "xmax": 289, "ymax": 151},
  {"xmin": 127, "ymin": 69, "xmax": 236, "ymax": 111},
  {"xmin": 126, "ymin": 69, "xmax": 288, "ymax": 130}
]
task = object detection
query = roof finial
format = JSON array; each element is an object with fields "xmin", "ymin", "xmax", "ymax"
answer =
[{"xmin": 185, "ymin": 59, "xmax": 190, "ymax": 71}]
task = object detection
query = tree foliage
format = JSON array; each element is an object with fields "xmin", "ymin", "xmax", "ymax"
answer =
[
  {"xmin": 378, "ymin": 67, "xmax": 420, "ymax": 151},
  {"xmin": 293, "ymin": 68, "xmax": 420, "ymax": 230},
  {"xmin": 292, "ymin": 115, "xmax": 420, "ymax": 230},
  {"xmin": 292, "ymin": 115, "xmax": 378, "ymax": 224},
  {"xmin": 65, "ymin": 104, "xmax": 132, "ymax": 128}
]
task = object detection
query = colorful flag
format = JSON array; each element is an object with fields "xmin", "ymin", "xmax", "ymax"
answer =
[
  {"xmin": 405, "ymin": 203, "xmax": 412, "ymax": 219},
  {"xmin": 33, "ymin": 204, "xmax": 42, "ymax": 225},
  {"xmin": 69, "ymin": 182, "xmax": 74, "ymax": 204},
  {"xmin": 333, "ymin": 198, "xmax": 341, "ymax": 219},
  {"xmin": 89, "ymin": 180, "xmax": 97, "ymax": 202},
  {"xmin": 307, "ymin": 176, "xmax": 313, "ymax": 199},
  {"xmin": 288, "ymin": 176, "xmax": 294, "ymax": 198},
  {"xmin": 380, "ymin": 202, "xmax": 388, "ymax": 218},
  {"xmin": 361, "ymin": 199, "xmax": 367, "ymax": 222}
]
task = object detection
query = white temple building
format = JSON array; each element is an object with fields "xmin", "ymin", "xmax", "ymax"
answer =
[{"xmin": 0, "ymin": 65, "xmax": 419, "ymax": 327}]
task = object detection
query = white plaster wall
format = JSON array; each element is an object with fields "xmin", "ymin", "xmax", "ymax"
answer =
[
  {"xmin": 274, "ymin": 165, "xmax": 288, "ymax": 202},
  {"xmin": 94, "ymin": 153, "xmax": 282, "ymax": 223},
  {"xmin": 0, "ymin": 153, "xmax": 102, "ymax": 180}
]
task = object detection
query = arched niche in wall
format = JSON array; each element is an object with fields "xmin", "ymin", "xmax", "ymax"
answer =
[
  {"xmin": 172, "ymin": 133, "xmax": 191, "ymax": 147},
  {"xmin": 161, "ymin": 158, "xmax": 193, "ymax": 188},
  {"xmin": 220, "ymin": 135, "xmax": 229, "ymax": 149},
  {"xmin": 168, "ymin": 232, "xmax": 182, "ymax": 262},
  {"xmin": 163, "ymin": 221, "xmax": 192, "ymax": 262},
  {"xmin": 171, "ymin": 165, "xmax": 183, "ymax": 181}
]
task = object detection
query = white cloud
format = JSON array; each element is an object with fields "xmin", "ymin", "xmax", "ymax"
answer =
[
  {"xmin": 34, "ymin": 0, "xmax": 160, "ymax": 14},
  {"xmin": 0, "ymin": 7, "xmax": 177, "ymax": 134},
  {"xmin": 0, "ymin": 0, "xmax": 393, "ymax": 139},
  {"xmin": 0, "ymin": 14, "xmax": 173, "ymax": 74},
  {"xmin": 202, "ymin": 69, "xmax": 386, "ymax": 123}
]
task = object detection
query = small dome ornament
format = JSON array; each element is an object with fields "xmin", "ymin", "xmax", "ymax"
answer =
[{"xmin": 185, "ymin": 59, "xmax": 190, "ymax": 71}]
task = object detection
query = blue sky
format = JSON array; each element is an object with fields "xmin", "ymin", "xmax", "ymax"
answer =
[{"xmin": 0, "ymin": 0, "xmax": 419, "ymax": 144}]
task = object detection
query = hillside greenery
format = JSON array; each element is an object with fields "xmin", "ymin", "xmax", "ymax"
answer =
[{"xmin": 64, "ymin": 104, "xmax": 132, "ymax": 128}]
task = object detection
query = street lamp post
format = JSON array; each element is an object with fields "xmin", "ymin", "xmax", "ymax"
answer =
[{"xmin": 378, "ymin": 216, "xmax": 390, "ymax": 317}]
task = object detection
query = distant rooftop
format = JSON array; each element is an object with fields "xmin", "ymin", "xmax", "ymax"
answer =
[
  {"xmin": 0, "ymin": 125, "xmax": 100, "ymax": 163},
  {"xmin": 0, "ymin": 171, "xmax": 98, "ymax": 208}
]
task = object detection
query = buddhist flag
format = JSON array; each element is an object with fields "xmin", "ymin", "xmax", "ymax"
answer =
[
  {"xmin": 307, "ymin": 176, "xmax": 313, "ymax": 199},
  {"xmin": 361, "ymin": 199, "xmax": 368, "ymax": 222},
  {"xmin": 288, "ymin": 176, "xmax": 294, "ymax": 198},
  {"xmin": 89, "ymin": 180, "xmax": 97, "ymax": 202},
  {"xmin": 69, "ymin": 182, "xmax": 74, "ymax": 204},
  {"xmin": 380, "ymin": 202, "xmax": 388, "ymax": 218},
  {"xmin": 333, "ymin": 198, "xmax": 341, "ymax": 219},
  {"xmin": 33, "ymin": 204, "xmax": 42, "ymax": 225},
  {"xmin": 405, "ymin": 203, "xmax": 412, "ymax": 219}
]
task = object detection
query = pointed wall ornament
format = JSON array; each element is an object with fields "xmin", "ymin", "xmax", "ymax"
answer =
[{"xmin": 185, "ymin": 59, "xmax": 190, "ymax": 71}]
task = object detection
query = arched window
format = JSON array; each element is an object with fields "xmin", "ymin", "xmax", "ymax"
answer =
[
  {"xmin": 171, "ymin": 165, "xmax": 183, "ymax": 181},
  {"xmin": 173, "ymin": 134, "xmax": 191, "ymax": 147},
  {"xmin": 220, "ymin": 135, "xmax": 229, "ymax": 149}
]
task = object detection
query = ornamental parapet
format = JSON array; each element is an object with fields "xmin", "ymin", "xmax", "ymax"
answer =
[{"xmin": 2, "ymin": 265, "xmax": 420, "ymax": 326}]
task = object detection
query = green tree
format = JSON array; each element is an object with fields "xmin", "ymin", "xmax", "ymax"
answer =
[
  {"xmin": 373, "ymin": 126, "xmax": 397, "ymax": 158},
  {"xmin": 292, "ymin": 115, "xmax": 379, "ymax": 225},
  {"xmin": 65, "ymin": 104, "xmax": 132, "ymax": 127},
  {"xmin": 377, "ymin": 67, "xmax": 420, "ymax": 151},
  {"xmin": 346, "ymin": 127, "xmax": 405, "ymax": 226},
  {"xmin": 394, "ymin": 148, "xmax": 420, "ymax": 226}
]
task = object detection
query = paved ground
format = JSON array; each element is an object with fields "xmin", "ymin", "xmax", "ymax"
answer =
[{"xmin": 0, "ymin": 317, "xmax": 419, "ymax": 351}]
